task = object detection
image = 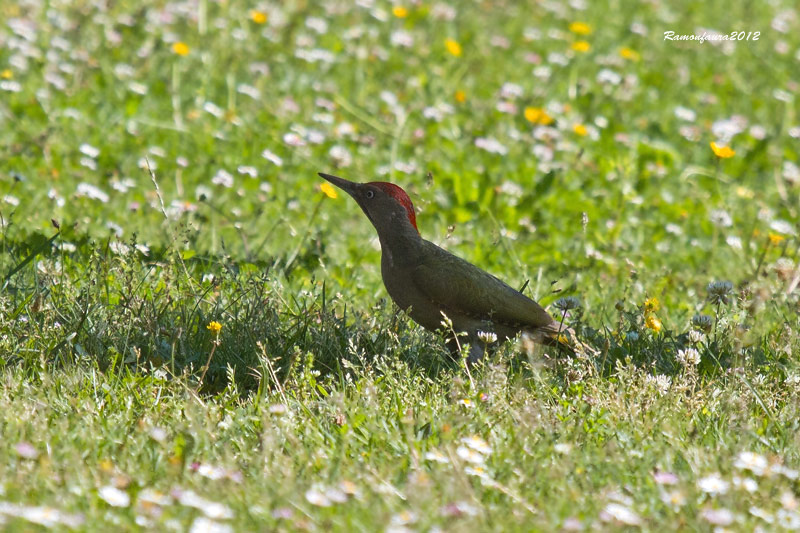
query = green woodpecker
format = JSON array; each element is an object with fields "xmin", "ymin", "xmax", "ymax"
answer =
[{"xmin": 319, "ymin": 172, "xmax": 573, "ymax": 362}]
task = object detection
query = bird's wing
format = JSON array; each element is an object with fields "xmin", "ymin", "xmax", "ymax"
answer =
[{"xmin": 410, "ymin": 240, "xmax": 557, "ymax": 330}]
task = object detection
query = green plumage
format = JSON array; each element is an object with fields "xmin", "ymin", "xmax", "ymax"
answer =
[{"xmin": 319, "ymin": 172, "xmax": 568, "ymax": 362}]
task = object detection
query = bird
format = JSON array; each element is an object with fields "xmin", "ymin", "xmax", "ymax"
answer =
[{"xmin": 319, "ymin": 172, "xmax": 576, "ymax": 363}]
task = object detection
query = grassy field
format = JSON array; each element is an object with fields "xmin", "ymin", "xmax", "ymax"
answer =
[{"xmin": 1, "ymin": 0, "xmax": 800, "ymax": 530}]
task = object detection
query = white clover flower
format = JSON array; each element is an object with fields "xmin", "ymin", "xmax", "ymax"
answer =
[
  {"xmin": 237, "ymin": 166, "xmax": 258, "ymax": 178},
  {"xmin": 597, "ymin": 69, "xmax": 622, "ymax": 85},
  {"xmin": 462, "ymin": 436, "xmax": 492, "ymax": 455},
  {"xmin": 109, "ymin": 241, "xmax": 130, "ymax": 255},
  {"xmin": 783, "ymin": 161, "xmax": 800, "ymax": 184},
  {"xmin": 390, "ymin": 30, "xmax": 414, "ymax": 47},
  {"xmin": 79, "ymin": 143, "xmax": 100, "ymax": 158},
  {"xmin": 661, "ymin": 489, "xmax": 686, "ymax": 507},
  {"xmin": 329, "ymin": 145, "xmax": 352, "ymax": 167},
  {"xmin": 76, "ymin": 183, "xmax": 109, "ymax": 203},
  {"xmin": 674, "ymin": 106, "xmax": 697, "ymax": 121},
  {"xmin": 236, "ymin": 84, "xmax": 260, "ymax": 100},
  {"xmin": 601, "ymin": 503, "xmax": 641, "ymax": 526},
  {"xmin": 770, "ymin": 219, "xmax": 796, "ymax": 235},
  {"xmin": 733, "ymin": 476, "xmax": 758, "ymax": 492},
  {"xmin": 645, "ymin": 374, "xmax": 671, "ymax": 393},
  {"xmin": 261, "ymin": 149, "xmax": 283, "ymax": 166},
  {"xmin": 0, "ymin": 80, "xmax": 22, "ymax": 92},
  {"xmin": 733, "ymin": 451, "xmax": 769, "ymax": 476},
  {"xmin": 196, "ymin": 464, "xmax": 227, "ymax": 480},
  {"xmin": 499, "ymin": 82, "xmax": 524, "ymax": 99},
  {"xmin": 697, "ymin": 474, "xmax": 729, "ymax": 495},
  {"xmin": 424, "ymin": 450, "xmax": 449, "ymax": 463},
  {"xmin": 688, "ymin": 330, "xmax": 706, "ymax": 344},
  {"xmin": 677, "ymin": 348, "xmax": 701, "ymax": 367},
  {"xmin": 777, "ymin": 509, "xmax": 800, "ymax": 529},
  {"xmin": 701, "ymin": 507, "xmax": 734, "ymax": 526},
  {"xmin": 772, "ymin": 464, "xmax": 799, "ymax": 480},
  {"xmin": 176, "ymin": 490, "xmax": 234, "ymax": 519},
  {"xmin": 211, "ymin": 169, "xmax": 234, "ymax": 188},
  {"xmin": 464, "ymin": 465, "xmax": 491, "ymax": 480},
  {"xmin": 202, "ymin": 101, "xmax": 224, "ymax": 118},
  {"xmin": 456, "ymin": 446, "xmax": 485, "ymax": 464},
  {"xmin": 98, "ymin": 486, "xmax": 130, "ymax": 507},
  {"xmin": 390, "ymin": 510, "xmax": 417, "ymax": 526},
  {"xmin": 0, "ymin": 503, "xmax": 84, "ymax": 528},
  {"xmin": 749, "ymin": 506, "xmax": 774, "ymax": 523},
  {"xmin": 554, "ymin": 443, "xmax": 572, "ymax": 454},
  {"xmin": 283, "ymin": 132, "xmax": 306, "ymax": 147},
  {"xmin": 726, "ymin": 235, "xmax": 742, "ymax": 249},
  {"xmin": 305, "ymin": 16, "xmax": 328, "ymax": 34},
  {"xmin": 475, "ymin": 137, "xmax": 508, "ymax": 155},
  {"xmin": 394, "ymin": 161, "xmax": 417, "ymax": 174},
  {"xmin": 189, "ymin": 517, "xmax": 233, "ymax": 533},
  {"xmin": 325, "ymin": 486, "xmax": 348, "ymax": 504},
  {"xmin": 138, "ymin": 488, "xmax": 172, "ymax": 507},
  {"xmin": 711, "ymin": 117, "xmax": 746, "ymax": 143}
]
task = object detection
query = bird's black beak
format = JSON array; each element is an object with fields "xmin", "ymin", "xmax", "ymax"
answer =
[{"xmin": 319, "ymin": 172, "xmax": 360, "ymax": 196}]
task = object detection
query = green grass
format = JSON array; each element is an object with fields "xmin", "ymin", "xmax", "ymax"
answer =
[{"xmin": 1, "ymin": 0, "xmax": 799, "ymax": 530}]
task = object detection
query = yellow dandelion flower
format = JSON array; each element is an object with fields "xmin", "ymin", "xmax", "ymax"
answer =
[
  {"xmin": 644, "ymin": 297, "xmax": 660, "ymax": 314},
  {"xmin": 454, "ymin": 89, "xmax": 466, "ymax": 103},
  {"xmin": 571, "ymin": 40, "xmax": 591, "ymax": 52},
  {"xmin": 524, "ymin": 107, "xmax": 554, "ymax": 125},
  {"xmin": 207, "ymin": 321, "xmax": 222, "ymax": 334},
  {"xmin": 736, "ymin": 186, "xmax": 754, "ymax": 199},
  {"xmin": 619, "ymin": 47, "xmax": 640, "ymax": 61},
  {"xmin": 0, "ymin": 69, "xmax": 12, "ymax": 79},
  {"xmin": 172, "ymin": 42, "xmax": 190, "ymax": 56},
  {"xmin": 645, "ymin": 315, "xmax": 662, "ymax": 332},
  {"xmin": 710, "ymin": 141, "xmax": 735, "ymax": 158},
  {"xmin": 250, "ymin": 10, "xmax": 268, "ymax": 24},
  {"xmin": 320, "ymin": 182, "xmax": 338, "ymax": 199},
  {"xmin": 573, "ymin": 123, "xmax": 588, "ymax": 136},
  {"xmin": 768, "ymin": 232, "xmax": 785, "ymax": 245},
  {"xmin": 569, "ymin": 22, "xmax": 592, "ymax": 35},
  {"xmin": 392, "ymin": 5, "xmax": 408, "ymax": 18},
  {"xmin": 445, "ymin": 38, "xmax": 462, "ymax": 57}
]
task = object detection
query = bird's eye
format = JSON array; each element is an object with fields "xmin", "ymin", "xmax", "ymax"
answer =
[{"xmin": 365, "ymin": 190, "xmax": 375, "ymax": 199}]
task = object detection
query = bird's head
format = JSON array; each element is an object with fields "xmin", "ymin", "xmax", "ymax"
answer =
[{"xmin": 319, "ymin": 172, "xmax": 418, "ymax": 235}]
